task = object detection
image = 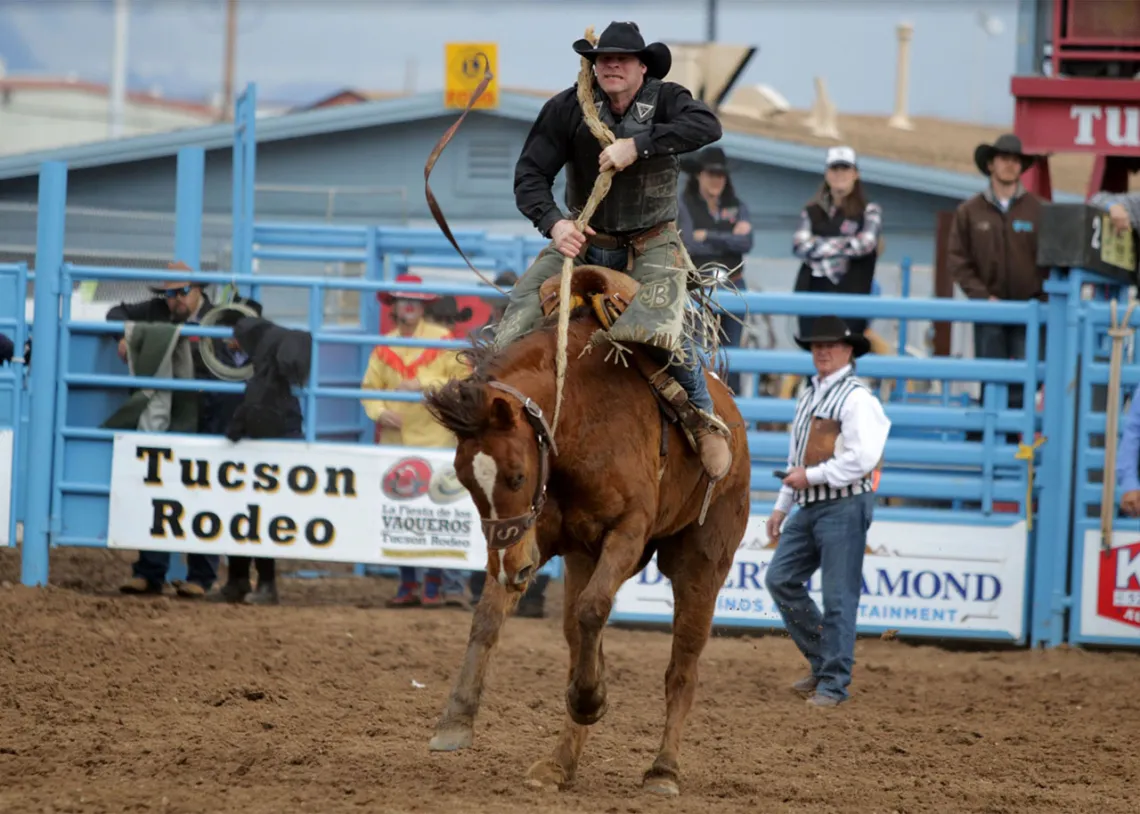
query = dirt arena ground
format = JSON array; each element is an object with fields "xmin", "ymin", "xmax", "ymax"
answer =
[{"xmin": 1, "ymin": 547, "xmax": 1137, "ymax": 814}]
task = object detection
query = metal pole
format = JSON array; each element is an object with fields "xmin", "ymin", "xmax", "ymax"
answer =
[
  {"xmin": 22, "ymin": 162, "xmax": 67, "ymax": 587},
  {"xmin": 109, "ymin": 0, "xmax": 130, "ymax": 139},
  {"xmin": 175, "ymin": 148, "xmax": 205, "ymax": 269},
  {"xmin": 706, "ymin": 0, "xmax": 717, "ymax": 42},
  {"xmin": 220, "ymin": 0, "xmax": 238, "ymax": 122}
]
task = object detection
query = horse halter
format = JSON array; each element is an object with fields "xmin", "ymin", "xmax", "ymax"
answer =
[{"xmin": 480, "ymin": 381, "xmax": 558, "ymax": 551}]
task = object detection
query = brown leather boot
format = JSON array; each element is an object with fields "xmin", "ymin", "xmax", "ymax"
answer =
[{"xmin": 694, "ymin": 426, "xmax": 732, "ymax": 481}]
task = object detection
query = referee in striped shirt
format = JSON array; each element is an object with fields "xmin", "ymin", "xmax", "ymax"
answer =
[{"xmin": 764, "ymin": 315, "xmax": 891, "ymax": 708}]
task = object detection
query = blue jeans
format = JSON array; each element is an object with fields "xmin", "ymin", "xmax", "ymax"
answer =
[
  {"xmin": 133, "ymin": 550, "xmax": 218, "ymax": 590},
  {"xmin": 583, "ymin": 244, "xmax": 714, "ymax": 413},
  {"xmin": 764, "ymin": 492, "xmax": 874, "ymax": 701}
]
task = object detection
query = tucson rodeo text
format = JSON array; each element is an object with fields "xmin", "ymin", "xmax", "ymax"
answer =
[{"xmin": 134, "ymin": 445, "xmax": 357, "ymax": 547}]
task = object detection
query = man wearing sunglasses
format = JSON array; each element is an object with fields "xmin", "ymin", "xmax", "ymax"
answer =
[{"xmin": 106, "ymin": 260, "xmax": 260, "ymax": 599}]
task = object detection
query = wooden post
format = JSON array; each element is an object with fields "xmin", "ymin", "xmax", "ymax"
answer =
[{"xmin": 933, "ymin": 211, "xmax": 956, "ymax": 357}]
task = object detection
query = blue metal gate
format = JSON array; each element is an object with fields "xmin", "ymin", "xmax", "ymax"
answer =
[{"xmin": 0, "ymin": 262, "xmax": 29, "ymax": 549}]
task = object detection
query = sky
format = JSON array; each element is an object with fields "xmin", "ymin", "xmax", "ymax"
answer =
[{"xmin": 0, "ymin": 0, "xmax": 1025, "ymax": 125}]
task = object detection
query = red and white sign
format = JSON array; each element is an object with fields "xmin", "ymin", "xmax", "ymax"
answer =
[
  {"xmin": 1012, "ymin": 77, "xmax": 1140, "ymax": 156},
  {"xmin": 1079, "ymin": 531, "xmax": 1140, "ymax": 640},
  {"xmin": 1071, "ymin": 105, "xmax": 1140, "ymax": 149},
  {"xmin": 1017, "ymin": 103, "xmax": 1140, "ymax": 155}
]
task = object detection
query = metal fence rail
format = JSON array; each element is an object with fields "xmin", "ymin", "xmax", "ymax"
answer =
[
  {"xmin": 0, "ymin": 262, "xmax": 29, "ymax": 549},
  {"xmin": 6, "ymin": 82, "xmax": 1140, "ymax": 650}
]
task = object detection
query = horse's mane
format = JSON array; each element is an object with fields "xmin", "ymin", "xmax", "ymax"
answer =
[{"xmin": 424, "ymin": 308, "xmax": 590, "ymax": 439}]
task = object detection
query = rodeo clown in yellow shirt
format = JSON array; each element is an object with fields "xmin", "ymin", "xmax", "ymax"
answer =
[{"xmin": 360, "ymin": 274, "xmax": 471, "ymax": 607}]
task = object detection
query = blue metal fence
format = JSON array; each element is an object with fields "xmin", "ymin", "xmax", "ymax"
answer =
[
  {"xmin": 7, "ymin": 83, "xmax": 1140, "ymax": 650},
  {"xmin": 2, "ymin": 154, "xmax": 1120, "ymax": 649},
  {"xmin": 1063, "ymin": 286, "xmax": 1140, "ymax": 648},
  {"xmin": 0, "ymin": 262, "xmax": 29, "ymax": 549}
]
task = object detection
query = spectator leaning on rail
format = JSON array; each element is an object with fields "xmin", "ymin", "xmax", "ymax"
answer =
[
  {"xmin": 1089, "ymin": 189, "xmax": 1140, "ymax": 239},
  {"xmin": 677, "ymin": 145, "xmax": 754, "ymax": 394},
  {"xmin": 106, "ymin": 261, "xmax": 260, "ymax": 599},
  {"xmin": 946, "ymin": 134, "xmax": 1045, "ymax": 425},
  {"xmin": 361, "ymin": 274, "xmax": 471, "ymax": 608},
  {"xmin": 210, "ymin": 315, "xmax": 312, "ymax": 606},
  {"xmin": 764, "ymin": 315, "xmax": 891, "ymax": 708},
  {"xmin": 1, "ymin": 333, "xmax": 31, "ymax": 368},
  {"xmin": 792, "ymin": 147, "xmax": 883, "ymax": 341}
]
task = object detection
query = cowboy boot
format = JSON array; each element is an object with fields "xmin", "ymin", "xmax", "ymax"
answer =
[
  {"xmin": 693, "ymin": 422, "xmax": 733, "ymax": 481},
  {"xmin": 648, "ymin": 362, "xmax": 733, "ymax": 482},
  {"xmin": 421, "ymin": 573, "xmax": 444, "ymax": 608},
  {"xmin": 386, "ymin": 581, "xmax": 421, "ymax": 608},
  {"xmin": 515, "ymin": 574, "xmax": 550, "ymax": 618},
  {"xmin": 208, "ymin": 578, "xmax": 252, "ymax": 603},
  {"xmin": 245, "ymin": 580, "xmax": 279, "ymax": 605}
]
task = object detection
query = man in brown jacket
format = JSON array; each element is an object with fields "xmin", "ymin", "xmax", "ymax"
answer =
[{"xmin": 947, "ymin": 134, "xmax": 1045, "ymax": 418}]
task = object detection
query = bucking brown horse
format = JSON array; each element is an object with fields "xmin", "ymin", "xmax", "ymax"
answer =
[{"xmin": 422, "ymin": 267, "xmax": 751, "ymax": 797}]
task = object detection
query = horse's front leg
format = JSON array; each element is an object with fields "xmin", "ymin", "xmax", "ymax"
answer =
[
  {"xmin": 641, "ymin": 534, "xmax": 735, "ymax": 798},
  {"xmin": 525, "ymin": 552, "xmax": 596, "ymax": 790},
  {"xmin": 566, "ymin": 519, "xmax": 649, "ymax": 726},
  {"xmin": 428, "ymin": 573, "xmax": 520, "ymax": 751}
]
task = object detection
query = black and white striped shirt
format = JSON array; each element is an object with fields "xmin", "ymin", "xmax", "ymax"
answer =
[{"xmin": 775, "ymin": 364, "xmax": 891, "ymax": 510}]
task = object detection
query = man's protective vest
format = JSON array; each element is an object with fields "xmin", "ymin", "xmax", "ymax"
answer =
[{"xmin": 564, "ymin": 78, "xmax": 680, "ymax": 235}]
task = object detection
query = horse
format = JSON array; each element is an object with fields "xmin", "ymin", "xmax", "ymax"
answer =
[{"xmin": 421, "ymin": 266, "xmax": 751, "ymax": 798}]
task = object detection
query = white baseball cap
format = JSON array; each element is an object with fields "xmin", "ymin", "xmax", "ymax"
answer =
[{"xmin": 825, "ymin": 146, "xmax": 857, "ymax": 168}]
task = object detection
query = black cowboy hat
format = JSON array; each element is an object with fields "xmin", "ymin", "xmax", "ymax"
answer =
[
  {"xmin": 974, "ymin": 133, "xmax": 1036, "ymax": 176},
  {"xmin": 680, "ymin": 146, "xmax": 728, "ymax": 176},
  {"xmin": 794, "ymin": 315, "xmax": 871, "ymax": 358},
  {"xmin": 572, "ymin": 21, "xmax": 672, "ymax": 80}
]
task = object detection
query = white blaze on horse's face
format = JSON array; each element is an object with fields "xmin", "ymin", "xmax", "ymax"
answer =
[
  {"xmin": 471, "ymin": 451, "xmax": 506, "ymax": 585},
  {"xmin": 469, "ymin": 448, "xmax": 539, "ymax": 591}
]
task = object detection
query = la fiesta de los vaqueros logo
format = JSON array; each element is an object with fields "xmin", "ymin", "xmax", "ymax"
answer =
[
  {"xmin": 428, "ymin": 464, "xmax": 467, "ymax": 505},
  {"xmin": 1098, "ymin": 538, "xmax": 1140, "ymax": 628},
  {"xmin": 381, "ymin": 457, "xmax": 433, "ymax": 501}
]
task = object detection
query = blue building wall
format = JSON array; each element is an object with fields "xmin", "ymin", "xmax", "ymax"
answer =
[{"xmin": 0, "ymin": 111, "xmax": 968, "ymax": 268}]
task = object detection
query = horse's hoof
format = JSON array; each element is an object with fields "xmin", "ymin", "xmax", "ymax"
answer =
[
  {"xmin": 524, "ymin": 759, "xmax": 570, "ymax": 791},
  {"xmin": 643, "ymin": 774, "xmax": 680, "ymax": 798},
  {"xmin": 566, "ymin": 684, "xmax": 608, "ymax": 726},
  {"xmin": 428, "ymin": 725, "xmax": 473, "ymax": 752}
]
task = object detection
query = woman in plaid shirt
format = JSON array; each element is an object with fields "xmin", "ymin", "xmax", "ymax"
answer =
[{"xmin": 791, "ymin": 146, "xmax": 883, "ymax": 340}]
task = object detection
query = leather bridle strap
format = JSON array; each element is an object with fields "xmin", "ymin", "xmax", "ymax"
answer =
[{"xmin": 480, "ymin": 381, "xmax": 558, "ymax": 550}]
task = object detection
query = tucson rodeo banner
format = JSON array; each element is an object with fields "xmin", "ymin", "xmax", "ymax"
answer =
[{"xmin": 107, "ymin": 433, "xmax": 487, "ymax": 570}]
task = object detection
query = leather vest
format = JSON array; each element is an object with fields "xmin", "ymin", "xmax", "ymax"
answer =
[
  {"xmin": 564, "ymin": 79, "xmax": 680, "ymax": 234},
  {"xmin": 681, "ymin": 189, "xmax": 745, "ymax": 275},
  {"xmin": 794, "ymin": 204, "xmax": 877, "ymax": 296}
]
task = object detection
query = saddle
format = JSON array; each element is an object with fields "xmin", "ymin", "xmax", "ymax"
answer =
[
  {"xmin": 538, "ymin": 266, "xmax": 710, "ymax": 467},
  {"xmin": 539, "ymin": 265, "xmax": 639, "ymax": 330}
]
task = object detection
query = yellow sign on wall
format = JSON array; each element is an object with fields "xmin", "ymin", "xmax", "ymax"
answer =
[{"xmin": 444, "ymin": 42, "xmax": 498, "ymax": 110}]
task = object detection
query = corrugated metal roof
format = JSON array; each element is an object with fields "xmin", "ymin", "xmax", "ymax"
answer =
[{"xmin": 0, "ymin": 89, "xmax": 1086, "ymax": 204}]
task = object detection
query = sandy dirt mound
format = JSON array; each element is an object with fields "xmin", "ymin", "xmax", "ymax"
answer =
[{"xmin": 0, "ymin": 546, "xmax": 1136, "ymax": 814}]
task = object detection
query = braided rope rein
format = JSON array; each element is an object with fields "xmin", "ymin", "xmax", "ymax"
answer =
[{"xmin": 551, "ymin": 26, "xmax": 617, "ymax": 437}]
